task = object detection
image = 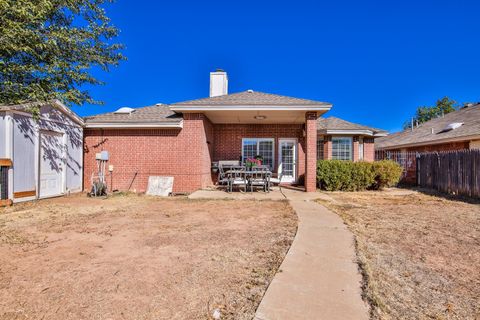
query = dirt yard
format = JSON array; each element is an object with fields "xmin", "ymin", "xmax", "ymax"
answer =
[
  {"xmin": 318, "ymin": 189, "xmax": 480, "ymax": 320},
  {"xmin": 0, "ymin": 194, "xmax": 297, "ymax": 320}
]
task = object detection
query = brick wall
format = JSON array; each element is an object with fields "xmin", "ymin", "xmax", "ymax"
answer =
[
  {"xmin": 352, "ymin": 136, "xmax": 360, "ymax": 162},
  {"xmin": 213, "ymin": 123, "xmax": 306, "ymax": 179},
  {"xmin": 304, "ymin": 112, "xmax": 317, "ymax": 192},
  {"xmin": 323, "ymin": 136, "xmax": 332, "ymax": 160},
  {"xmin": 376, "ymin": 141, "xmax": 471, "ymax": 185},
  {"xmin": 83, "ymin": 113, "xmax": 214, "ymax": 193},
  {"xmin": 363, "ymin": 138, "xmax": 375, "ymax": 162},
  {"xmin": 380, "ymin": 141, "xmax": 471, "ymax": 155},
  {"xmin": 84, "ymin": 116, "xmax": 319, "ymax": 193},
  {"xmin": 319, "ymin": 135, "xmax": 376, "ymax": 162}
]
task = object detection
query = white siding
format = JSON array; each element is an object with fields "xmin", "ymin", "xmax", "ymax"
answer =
[
  {"xmin": 36, "ymin": 109, "xmax": 83, "ymax": 193},
  {"xmin": 13, "ymin": 114, "xmax": 36, "ymax": 193},
  {"xmin": 65, "ymin": 126, "xmax": 83, "ymax": 192},
  {"xmin": 9, "ymin": 104, "xmax": 83, "ymax": 199},
  {"xmin": 0, "ymin": 112, "xmax": 5, "ymax": 158}
]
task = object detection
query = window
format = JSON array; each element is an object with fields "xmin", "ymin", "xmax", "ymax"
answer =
[
  {"xmin": 332, "ymin": 137, "xmax": 352, "ymax": 161},
  {"xmin": 317, "ymin": 138, "xmax": 324, "ymax": 160},
  {"xmin": 242, "ymin": 138, "xmax": 274, "ymax": 169}
]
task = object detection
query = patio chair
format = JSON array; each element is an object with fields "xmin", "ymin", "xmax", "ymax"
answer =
[
  {"xmin": 267, "ymin": 171, "xmax": 283, "ymax": 191},
  {"xmin": 217, "ymin": 160, "xmax": 240, "ymax": 187},
  {"xmin": 227, "ymin": 167, "xmax": 247, "ymax": 193},
  {"xmin": 249, "ymin": 166, "xmax": 269, "ymax": 192}
]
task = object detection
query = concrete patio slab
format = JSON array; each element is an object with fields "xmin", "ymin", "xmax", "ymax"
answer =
[{"xmin": 189, "ymin": 188, "xmax": 369, "ymax": 320}]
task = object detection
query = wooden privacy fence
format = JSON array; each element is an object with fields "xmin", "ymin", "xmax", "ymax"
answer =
[{"xmin": 416, "ymin": 149, "xmax": 480, "ymax": 198}]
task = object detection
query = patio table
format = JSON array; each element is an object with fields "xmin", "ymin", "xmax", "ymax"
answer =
[{"xmin": 225, "ymin": 168, "xmax": 272, "ymax": 192}]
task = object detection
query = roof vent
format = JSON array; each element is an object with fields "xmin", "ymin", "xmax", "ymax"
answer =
[
  {"xmin": 247, "ymin": 89, "xmax": 254, "ymax": 93},
  {"xmin": 114, "ymin": 107, "xmax": 135, "ymax": 114},
  {"xmin": 443, "ymin": 122, "xmax": 463, "ymax": 132}
]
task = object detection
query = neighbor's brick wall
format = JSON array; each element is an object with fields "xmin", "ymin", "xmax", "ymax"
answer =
[
  {"xmin": 376, "ymin": 141, "xmax": 471, "ymax": 185},
  {"xmin": 382, "ymin": 141, "xmax": 471, "ymax": 153},
  {"xmin": 83, "ymin": 114, "xmax": 214, "ymax": 194},
  {"xmin": 213, "ymin": 123, "xmax": 306, "ymax": 181}
]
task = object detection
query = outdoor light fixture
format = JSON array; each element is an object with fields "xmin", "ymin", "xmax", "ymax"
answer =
[{"xmin": 254, "ymin": 115, "xmax": 267, "ymax": 120}]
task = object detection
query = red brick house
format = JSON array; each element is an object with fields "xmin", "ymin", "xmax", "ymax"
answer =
[
  {"xmin": 375, "ymin": 103, "xmax": 480, "ymax": 152},
  {"xmin": 375, "ymin": 103, "xmax": 480, "ymax": 184},
  {"xmin": 83, "ymin": 71, "xmax": 385, "ymax": 193}
]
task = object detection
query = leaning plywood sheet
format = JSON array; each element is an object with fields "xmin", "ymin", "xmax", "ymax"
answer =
[{"xmin": 146, "ymin": 176, "xmax": 174, "ymax": 196}]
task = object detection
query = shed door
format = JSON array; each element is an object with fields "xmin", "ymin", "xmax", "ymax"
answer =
[{"xmin": 39, "ymin": 131, "xmax": 64, "ymax": 198}]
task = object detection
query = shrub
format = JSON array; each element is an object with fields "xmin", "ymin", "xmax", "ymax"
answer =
[
  {"xmin": 317, "ymin": 160, "xmax": 354, "ymax": 191},
  {"xmin": 351, "ymin": 161, "xmax": 376, "ymax": 191},
  {"xmin": 371, "ymin": 160, "xmax": 403, "ymax": 190},
  {"xmin": 316, "ymin": 160, "xmax": 402, "ymax": 191}
]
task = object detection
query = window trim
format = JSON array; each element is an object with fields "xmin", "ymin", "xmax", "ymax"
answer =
[
  {"xmin": 241, "ymin": 138, "xmax": 275, "ymax": 169},
  {"xmin": 331, "ymin": 136, "xmax": 353, "ymax": 161},
  {"xmin": 359, "ymin": 137, "xmax": 364, "ymax": 160}
]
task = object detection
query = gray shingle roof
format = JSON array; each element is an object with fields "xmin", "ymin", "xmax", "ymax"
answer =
[
  {"xmin": 375, "ymin": 103, "xmax": 480, "ymax": 149},
  {"xmin": 172, "ymin": 90, "xmax": 331, "ymax": 106},
  {"xmin": 84, "ymin": 104, "xmax": 182, "ymax": 124},
  {"xmin": 317, "ymin": 116, "xmax": 386, "ymax": 134}
]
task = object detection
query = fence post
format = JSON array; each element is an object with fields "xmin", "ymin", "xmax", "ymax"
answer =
[{"xmin": 415, "ymin": 152, "xmax": 420, "ymax": 186}]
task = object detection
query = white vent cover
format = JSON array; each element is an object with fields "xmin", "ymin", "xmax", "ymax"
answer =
[
  {"xmin": 443, "ymin": 122, "xmax": 463, "ymax": 131},
  {"xmin": 114, "ymin": 107, "xmax": 135, "ymax": 114}
]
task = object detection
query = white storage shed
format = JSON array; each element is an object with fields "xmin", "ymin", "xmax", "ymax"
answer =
[{"xmin": 0, "ymin": 101, "xmax": 84, "ymax": 204}]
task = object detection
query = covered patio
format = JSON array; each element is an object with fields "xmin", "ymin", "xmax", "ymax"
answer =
[{"xmin": 170, "ymin": 88, "xmax": 332, "ymax": 192}]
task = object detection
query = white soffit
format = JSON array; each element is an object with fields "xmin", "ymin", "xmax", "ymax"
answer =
[{"xmin": 199, "ymin": 110, "xmax": 317, "ymax": 124}]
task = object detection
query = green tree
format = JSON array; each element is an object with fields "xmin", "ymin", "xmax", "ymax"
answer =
[
  {"xmin": 0, "ymin": 0, "xmax": 124, "ymax": 110},
  {"xmin": 403, "ymin": 97, "xmax": 458, "ymax": 130}
]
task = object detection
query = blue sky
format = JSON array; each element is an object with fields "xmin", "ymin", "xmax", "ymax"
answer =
[{"xmin": 72, "ymin": 0, "xmax": 480, "ymax": 132}]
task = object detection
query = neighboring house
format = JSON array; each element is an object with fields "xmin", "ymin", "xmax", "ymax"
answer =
[
  {"xmin": 83, "ymin": 71, "xmax": 385, "ymax": 194},
  {"xmin": 317, "ymin": 117, "xmax": 387, "ymax": 162},
  {"xmin": 375, "ymin": 103, "xmax": 480, "ymax": 152},
  {"xmin": 0, "ymin": 101, "xmax": 84, "ymax": 205}
]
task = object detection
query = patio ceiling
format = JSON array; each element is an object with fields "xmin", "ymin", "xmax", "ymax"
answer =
[{"xmin": 171, "ymin": 107, "xmax": 331, "ymax": 124}]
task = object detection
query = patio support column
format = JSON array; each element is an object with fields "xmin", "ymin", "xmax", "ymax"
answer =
[{"xmin": 305, "ymin": 112, "xmax": 317, "ymax": 192}]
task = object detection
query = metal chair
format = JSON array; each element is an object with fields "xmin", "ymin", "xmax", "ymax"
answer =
[
  {"xmin": 267, "ymin": 170, "xmax": 283, "ymax": 191},
  {"xmin": 249, "ymin": 166, "xmax": 269, "ymax": 192},
  {"xmin": 217, "ymin": 161, "xmax": 241, "ymax": 187},
  {"xmin": 227, "ymin": 167, "xmax": 247, "ymax": 192}
]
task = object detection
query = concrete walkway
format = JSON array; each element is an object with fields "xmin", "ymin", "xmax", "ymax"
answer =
[{"xmin": 188, "ymin": 188, "xmax": 369, "ymax": 320}]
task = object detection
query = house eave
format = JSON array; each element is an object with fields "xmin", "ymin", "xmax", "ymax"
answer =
[
  {"xmin": 85, "ymin": 120, "xmax": 184, "ymax": 129},
  {"xmin": 170, "ymin": 105, "xmax": 332, "ymax": 112},
  {"xmin": 375, "ymin": 134, "xmax": 480, "ymax": 150},
  {"xmin": 318, "ymin": 129, "xmax": 377, "ymax": 136}
]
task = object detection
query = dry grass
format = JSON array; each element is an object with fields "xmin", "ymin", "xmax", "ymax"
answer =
[
  {"xmin": 0, "ymin": 193, "xmax": 297, "ymax": 320},
  {"xmin": 318, "ymin": 189, "xmax": 480, "ymax": 320}
]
